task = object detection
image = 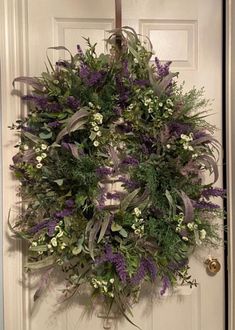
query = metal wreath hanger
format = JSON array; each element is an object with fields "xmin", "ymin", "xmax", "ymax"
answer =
[{"xmin": 115, "ymin": 0, "xmax": 122, "ymax": 49}]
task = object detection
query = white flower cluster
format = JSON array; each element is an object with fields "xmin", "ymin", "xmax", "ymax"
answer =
[
  {"xmin": 34, "ymin": 143, "xmax": 48, "ymax": 169},
  {"xmin": 91, "ymin": 278, "xmax": 115, "ymax": 297},
  {"xmin": 131, "ymin": 208, "xmax": 144, "ymax": 237},
  {"xmin": 90, "ymin": 111, "xmax": 103, "ymax": 147},
  {"xmin": 162, "ymin": 98, "xmax": 174, "ymax": 118},
  {"xmin": 48, "ymin": 225, "xmax": 66, "ymax": 252},
  {"xmin": 180, "ymin": 133, "xmax": 194, "ymax": 151}
]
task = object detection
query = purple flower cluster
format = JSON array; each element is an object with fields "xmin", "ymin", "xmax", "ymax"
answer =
[
  {"xmin": 193, "ymin": 200, "xmax": 220, "ymax": 210},
  {"xmin": 96, "ymin": 167, "xmax": 114, "ymax": 176},
  {"xmin": 160, "ymin": 276, "xmax": 170, "ymax": 295},
  {"xmin": 77, "ymin": 44, "xmax": 84, "ymax": 57},
  {"xmin": 202, "ymin": 187, "xmax": 225, "ymax": 199},
  {"xmin": 48, "ymin": 121, "xmax": 61, "ymax": 128},
  {"xmin": 97, "ymin": 245, "xmax": 128, "ymax": 283},
  {"xmin": 121, "ymin": 156, "xmax": 139, "ymax": 166},
  {"xmin": 118, "ymin": 176, "xmax": 139, "ymax": 189},
  {"xmin": 54, "ymin": 208, "xmax": 73, "ymax": 218},
  {"xmin": 66, "ymin": 96, "xmax": 80, "ymax": 110},
  {"xmin": 80, "ymin": 64, "xmax": 105, "ymax": 87},
  {"xmin": 168, "ymin": 122, "xmax": 191, "ymax": 137},
  {"xmin": 106, "ymin": 192, "xmax": 122, "ymax": 200},
  {"xmin": 47, "ymin": 102, "xmax": 62, "ymax": 112},
  {"xmin": 155, "ymin": 57, "xmax": 172, "ymax": 78},
  {"xmin": 29, "ymin": 218, "xmax": 59, "ymax": 237},
  {"xmin": 22, "ymin": 94, "xmax": 48, "ymax": 110},
  {"xmin": 131, "ymin": 258, "xmax": 157, "ymax": 285}
]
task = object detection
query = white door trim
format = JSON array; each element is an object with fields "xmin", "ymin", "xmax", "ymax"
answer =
[
  {"xmin": 0, "ymin": 1, "xmax": 29, "ymax": 329},
  {"xmin": 226, "ymin": 1, "xmax": 235, "ymax": 330},
  {"xmin": 0, "ymin": 0, "xmax": 232, "ymax": 329}
]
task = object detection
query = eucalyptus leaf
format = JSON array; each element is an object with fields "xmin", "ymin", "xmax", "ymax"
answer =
[{"xmin": 111, "ymin": 222, "xmax": 122, "ymax": 232}]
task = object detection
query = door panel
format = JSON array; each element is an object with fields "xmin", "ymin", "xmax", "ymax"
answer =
[{"xmin": 15, "ymin": 0, "xmax": 225, "ymax": 329}]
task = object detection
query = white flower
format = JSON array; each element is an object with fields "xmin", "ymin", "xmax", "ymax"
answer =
[
  {"xmin": 131, "ymin": 224, "xmax": 136, "ymax": 230},
  {"xmin": 134, "ymin": 58, "xmax": 138, "ymax": 63},
  {"xmin": 35, "ymin": 148, "xmax": 41, "ymax": 153},
  {"xmin": 96, "ymin": 131, "xmax": 102, "ymax": 137},
  {"xmin": 159, "ymin": 102, "xmax": 163, "ymax": 107},
  {"xmin": 88, "ymin": 102, "xmax": 95, "ymax": 108},
  {"xmin": 47, "ymin": 244, "xmax": 52, "ymax": 249},
  {"xmin": 109, "ymin": 292, "xmax": 114, "ymax": 298},
  {"xmin": 166, "ymin": 144, "xmax": 171, "ymax": 149},
  {"xmin": 93, "ymin": 140, "xmax": 100, "ymax": 147},
  {"xmin": 181, "ymin": 134, "xmax": 188, "ymax": 141},
  {"xmin": 56, "ymin": 229, "xmax": 64, "ymax": 238},
  {"xmin": 32, "ymin": 241, "xmax": 37, "ymax": 247},
  {"xmin": 23, "ymin": 145, "xmax": 29, "ymax": 151},
  {"xmin": 148, "ymin": 108, "xmax": 153, "ymax": 113},
  {"xmin": 199, "ymin": 229, "xmax": 207, "ymax": 240},
  {"xmin": 109, "ymin": 278, "xmax": 114, "ymax": 284},
  {"xmin": 91, "ymin": 121, "xmax": 97, "ymax": 127},
  {"xmin": 51, "ymin": 237, "xmax": 57, "ymax": 247},
  {"xmin": 182, "ymin": 236, "xmax": 189, "ymax": 241},
  {"xmin": 36, "ymin": 156, "xmax": 42, "ymax": 162},
  {"xmin": 183, "ymin": 144, "xmax": 188, "ymax": 150},
  {"xmin": 188, "ymin": 146, "xmax": 194, "ymax": 151},
  {"xmin": 60, "ymin": 243, "xmax": 66, "ymax": 250},
  {"xmin": 41, "ymin": 144, "xmax": 47, "ymax": 150},
  {"xmin": 93, "ymin": 113, "xmax": 103, "ymax": 124},
  {"xmin": 187, "ymin": 223, "xmax": 194, "ymax": 231},
  {"xmin": 93, "ymin": 126, "xmax": 100, "ymax": 132},
  {"xmin": 192, "ymin": 153, "xmax": 198, "ymax": 159},
  {"xmin": 134, "ymin": 207, "xmax": 141, "ymax": 217},
  {"xmin": 36, "ymin": 163, "xmax": 42, "ymax": 169},
  {"xmin": 41, "ymin": 153, "xmax": 47, "ymax": 159},
  {"xmin": 103, "ymin": 286, "xmax": 108, "ymax": 292}
]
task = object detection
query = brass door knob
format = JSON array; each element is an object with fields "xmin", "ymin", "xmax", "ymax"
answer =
[{"xmin": 205, "ymin": 257, "xmax": 221, "ymax": 275}]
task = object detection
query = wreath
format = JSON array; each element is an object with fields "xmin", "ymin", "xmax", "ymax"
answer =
[{"xmin": 10, "ymin": 28, "xmax": 224, "ymax": 327}]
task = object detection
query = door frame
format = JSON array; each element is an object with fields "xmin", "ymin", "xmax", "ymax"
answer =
[{"xmin": 0, "ymin": 0, "xmax": 233, "ymax": 329}]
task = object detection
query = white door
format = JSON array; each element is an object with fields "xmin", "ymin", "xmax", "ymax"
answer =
[{"xmin": 2, "ymin": 0, "xmax": 224, "ymax": 329}]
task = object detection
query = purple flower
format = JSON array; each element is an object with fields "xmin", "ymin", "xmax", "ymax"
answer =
[
  {"xmin": 67, "ymin": 96, "xmax": 80, "ymax": 110},
  {"xmin": 96, "ymin": 167, "xmax": 113, "ymax": 176},
  {"xmin": 193, "ymin": 200, "xmax": 220, "ymax": 210},
  {"xmin": 193, "ymin": 130, "xmax": 207, "ymax": 140},
  {"xmin": 48, "ymin": 121, "xmax": 61, "ymax": 128},
  {"xmin": 54, "ymin": 208, "xmax": 73, "ymax": 218},
  {"xmin": 47, "ymin": 220, "xmax": 57, "ymax": 237},
  {"xmin": 106, "ymin": 192, "xmax": 122, "ymax": 200},
  {"xmin": 131, "ymin": 258, "xmax": 157, "ymax": 285},
  {"xmin": 77, "ymin": 44, "xmax": 84, "ymax": 56},
  {"xmin": 47, "ymin": 102, "xmax": 62, "ymax": 112},
  {"xmin": 80, "ymin": 64, "xmax": 105, "ymax": 87},
  {"xmin": 202, "ymin": 187, "xmax": 225, "ymax": 199},
  {"xmin": 155, "ymin": 57, "xmax": 172, "ymax": 78},
  {"xmin": 65, "ymin": 199, "xmax": 75, "ymax": 208},
  {"xmin": 22, "ymin": 94, "xmax": 48, "ymax": 110},
  {"xmin": 96, "ymin": 245, "xmax": 128, "ymax": 283},
  {"xmin": 168, "ymin": 122, "xmax": 191, "ymax": 137},
  {"xmin": 160, "ymin": 276, "xmax": 170, "ymax": 295},
  {"xmin": 28, "ymin": 218, "xmax": 59, "ymax": 236},
  {"xmin": 28, "ymin": 219, "xmax": 50, "ymax": 234},
  {"xmin": 118, "ymin": 176, "xmax": 139, "ymax": 189},
  {"xmin": 121, "ymin": 156, "xmax": 139, "ymax": 166}
]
